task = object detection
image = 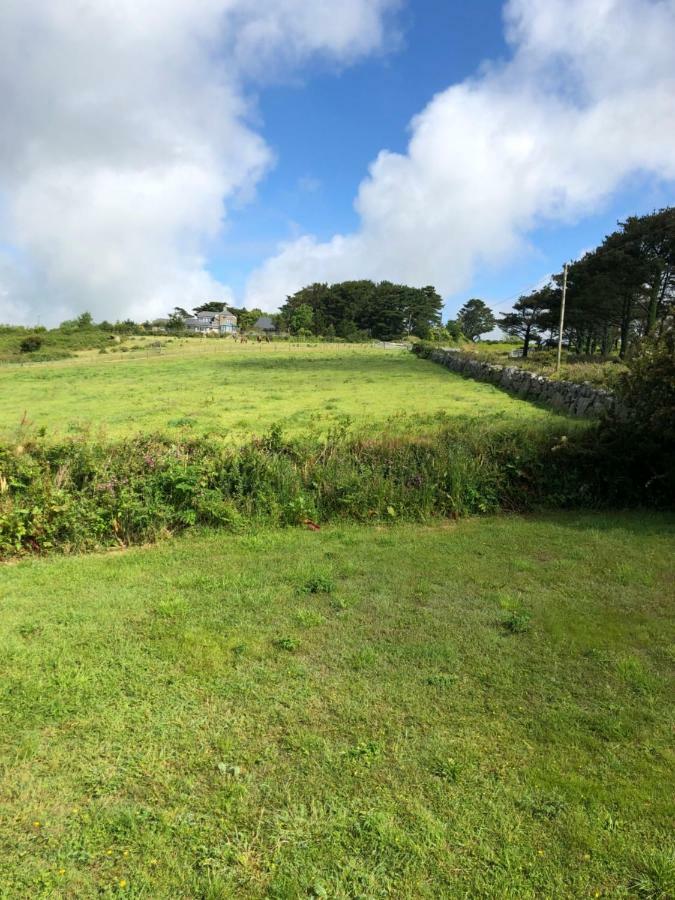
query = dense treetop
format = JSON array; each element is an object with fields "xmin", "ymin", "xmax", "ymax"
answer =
[{"xmin": 278, "ymin": 280, "xmax": 443, "ymax": 341}]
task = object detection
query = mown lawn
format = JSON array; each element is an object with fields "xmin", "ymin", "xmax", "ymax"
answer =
[
  {"xmin": 1, "ymin": 513, "xmax": 673, "ymax": 898},
  {"xmin": 0, "ymin": 343, "xmax": 560, "ymax": 442}
]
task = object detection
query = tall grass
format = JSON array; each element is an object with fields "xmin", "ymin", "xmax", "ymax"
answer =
[{"xmin": 0, "ymin": 417, "xmax": 665, "ymax": 558}]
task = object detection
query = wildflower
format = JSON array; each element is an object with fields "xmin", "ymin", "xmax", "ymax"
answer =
[
  {"xmin": 119, "ymin": 879, "xmax": 127, "ymax": 888},
  {"xmin": 58, "ymin": 869, "xmax": 65, "ymax": 876},
  {"xmin": 537, "ymin": 849, "xmax": 545, "ymax": 856},
  {"xmin": 123, "ymin": 850, "xmax": 129, "ymax": 857},
  {"xmin": 32, "ymin": 821, "xmax": 41, "ymax": 828}
]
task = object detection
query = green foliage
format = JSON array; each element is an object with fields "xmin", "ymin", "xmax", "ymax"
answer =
[
  {"xmin": 457, "ymin": 298, "xmax": 496, "ymax": 341},
  {"xmin": 19, "ymin": 334, "xmax": 43, "ymax": 353},
  {"xmin": 497, "ymin": 288, "xmax": 552, "ymax": 357},
  {"xmin": 501, "ymin": 610, "xmax": 532, "ymax": 634},
  {"xmin": 0, "ymin": 415, "xmax": 667, "ymax": 558},
  {"xmin": 600, "ymin": 330, "xmax": 675, "ymax": 501},
  {"xmin": 616, "ymin": 331, "xmax": 675, "ymax": 444},
  {"xmin": 301, "ymin": 574, "xmax": 335, "ymax": 594},
  {"xmin": 290, "ymin": 303, "xmax": 314, "ymax": 334},
  {"xmin": 280, "ymin": 280, "xmax": 443, "ymax": 340},
  {"xmin": 498, "ymin": 207, "xmax": 674, "ymax": 359},
  {"xmin": 0, "ymin": 319, "xmax": 129, "ymax": 363}
]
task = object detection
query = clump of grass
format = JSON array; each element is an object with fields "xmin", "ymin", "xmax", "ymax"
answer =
[
  {"xmin": 345, "ymin": 741, "xmax": 382, "ymax": 765},
  {"xmin": 430, "ymin": 757, "xmax": 462, "ymax": 782},
  {"xmin": 272, "ymin": 636, "xmax": 299, "ymax": 652},
  {"xmin": 628, "ymin": 847, "xmax": 675, "ymax": 899},
  {"xmin": 425, "ymin": 673, "xmax": 457, "ymax": 688},
  {"xmin": 301, "ymin": 574, "xmax": 335, "ymax": 595},
  {"xmin": 501, "ymin": 610, "xmax": 532, "ymax": 634}
]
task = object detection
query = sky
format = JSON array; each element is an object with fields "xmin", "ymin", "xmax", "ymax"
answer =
[{"xmin": 1, "ymin": 0, "xmax": 674, "ymax": 327}]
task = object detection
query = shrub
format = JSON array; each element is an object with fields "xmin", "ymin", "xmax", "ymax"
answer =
[
  {"xmin": 19, "ymin": 334, "xmax": 43, "ymax": 353},
  {"xmin": 0, "ymin": 416, "xmax": 671, "ymax": 559},
  {"xmin": 501, "ymin": 610, "xmax": 532, "ymax": 634}
]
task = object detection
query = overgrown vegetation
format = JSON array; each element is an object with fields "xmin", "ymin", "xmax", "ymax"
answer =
[
  {"xmin": 0, "ymin": 406, "xmax": 670, "ymax": 558},
  {"xmin": 0, "ymin": 333, "xmax": 671, "ymax": 559},
  {"xmin": 0, "ymin": 319, "xmax": 122, "ymax": 364},
  {"xmin": 1, "ymin": 514, "xmax": 672, "ymax": 897}
]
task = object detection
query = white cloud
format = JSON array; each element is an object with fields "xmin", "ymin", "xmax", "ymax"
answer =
[
  {"xmin": 0, "ymin": 0, "xmax": 397, "ymax": 324},
  {"xmin": 246, "ymin": 0, "xmax": 675, "ymax": 311}
]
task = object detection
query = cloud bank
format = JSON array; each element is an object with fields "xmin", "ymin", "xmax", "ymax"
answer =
[
  {"xmin": 0, "ymin": 0, "xmax": 397, "ymax": 324},
  {"xmin": 246, "ymin": 0, "xmax": 675, "ymax": 311}
]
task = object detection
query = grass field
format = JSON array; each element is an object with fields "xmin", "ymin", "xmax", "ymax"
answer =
[
  {"xmin": 0, "ymin": 342, "xmax": 562, "ymax": 443},
  {"xmin": 1, "ymin": 513, "xmax": 673, "ymax": 898}
]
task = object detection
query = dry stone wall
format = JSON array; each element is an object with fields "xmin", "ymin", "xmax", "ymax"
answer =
[{"xmin": 415, "ymin": 346, "xmax": 616, "ymax": 418}]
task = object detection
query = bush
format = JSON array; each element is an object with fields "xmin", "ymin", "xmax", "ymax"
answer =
[
  {"xmin": 0, "ymin": 416, "xmax": 670, "ymax": 558},
  {"xmin": 600, "ymin": 331, "xmax": 675, "ymax": 504},
  {"xmin": 19, "ymin": 334, "xmax": 43, "ymax": 353}
]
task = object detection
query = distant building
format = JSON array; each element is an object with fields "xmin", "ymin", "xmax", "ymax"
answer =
[
  {"xmin": 183, "ymin": 310, "xmax": 238, "ymax": 335},
  {"xmin": 254, "ymin": 315, "xmax": 276, "ymax": 332},
  {"xmin": 150, "ymin": 318, "xmax": 170, "ymax": 333}
]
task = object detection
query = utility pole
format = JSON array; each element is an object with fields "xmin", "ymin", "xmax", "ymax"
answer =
[{"xmin": 556, "ymin": 262, "xmax": 568, "ymax": 374}]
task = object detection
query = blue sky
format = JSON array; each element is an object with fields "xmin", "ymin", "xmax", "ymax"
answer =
[
  {"xmin": 1, "ymin": 0, "xmax": 674, "ymax": 325},
  {"xmin": 211, "ymin": 0, "xmax": 510, "ymax": 311},
  {"xmin": 211, "ymin": 0, "xmax": 675, "ymax": 319}
]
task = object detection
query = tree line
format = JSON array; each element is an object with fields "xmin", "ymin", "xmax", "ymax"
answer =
[
  {"xmin": 278, "ymin": 281, "xmax": 443, "ymax": 341},
  {"xmin": 497, "ymin": 207, "xmax": 674, "ymax": 357}
]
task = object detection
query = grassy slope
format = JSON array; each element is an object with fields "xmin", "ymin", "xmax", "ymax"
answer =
[
  {"xmin": 1, "ymin": 513, "xmax": 673, "ymax": 898},
  {"xmin": 0, "ymin": 343, "xmax": 560, "ymax": 442}
]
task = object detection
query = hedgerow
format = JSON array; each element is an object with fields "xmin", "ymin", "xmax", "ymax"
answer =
[{"xmin": 0, "ymin": 416, "xmax": 670, "ymax": 558}]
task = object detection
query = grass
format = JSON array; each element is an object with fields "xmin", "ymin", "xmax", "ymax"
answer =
[
  {"xmin": 1, "ymin": 512, "xmax": 673, "ymax": 897},
  {"xmin": 0, "ymin": 342, "xmax": 562, "ymax": 443},
  {"xmin": 467, "ymin": 342, "xmax": 627, "ymax": 388}
]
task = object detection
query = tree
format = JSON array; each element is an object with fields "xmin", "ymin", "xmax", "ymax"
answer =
[
  {"xmin": 227, "ymin": 307, "xmax": 260, "ymax": 332},
  {"xmin": 497, "ymin": 287, "xmax": 551, "ymax": 357},
  {"xmin": 456, "ymin": 299, "xmax": 495, "ymax": 341},
  {"xmin": 77, "ymin": 311, "xmax": 94, "ymax": 328},
  {"xmin": 290, "ymin": 304, "xmax": 314, "ymax": 335},
  {"xmin": 444, "ymin": 319, "xmax": 463, "ymax": 342},
  {"xmin": 279, "ymin": 280, "xmax": 444, "ymax": 340},
  {"xmin": 193, "ymin": 301, "xmax": 226, "ymax": 314}
]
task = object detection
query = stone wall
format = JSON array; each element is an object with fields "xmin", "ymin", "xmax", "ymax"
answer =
[{"xmin": 414, "ymin": 346, "xmax": 616, "ymax": 418}]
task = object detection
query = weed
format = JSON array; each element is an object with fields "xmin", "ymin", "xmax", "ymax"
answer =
[
  {"xmin": 430, "ymin": 757, "xmax": 462, "ymax": 782},
  {"xmin": 301, "ymin": 574, "xmax": 335, "ymax": 595},
  {"xmin": 501, "ymin": 610, "xmax": 532, "ymax": 634},
  {"xmin": 629, "ymin": 847, "xmax": 675, "ymax": 899},
  {"xmin": 272, "ymin": 636, "xmax": 300, "ymax": 652}
]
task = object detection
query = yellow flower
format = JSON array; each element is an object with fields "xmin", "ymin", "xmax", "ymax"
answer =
[
  {"xmin": 119, "ymin": 879, "xmax": 127, "ymax": 888},
  {"xmin": 123, "ymin": 850, "xmax": 129, "ymax": 857},
  {"xmin": 106, "ymin": 849, "xmax": 113, "ymax": 856},
  {"xmin": 32, "ymin": 821, "xmax": 41, "ymax": 828},
  {"xmin": 537, "ymin": 849, "xmax": 545, "ymax": 856},
  {"xmin": 58, "ymin": 869, "xmax": 65, "ymax": 876}
]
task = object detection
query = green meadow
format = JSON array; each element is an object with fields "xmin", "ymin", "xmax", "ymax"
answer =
[
  {"xmin": 1, "ymin": 342, "xmax": 673, "ymax": 898},
  {"xmin": 1, "ymin": 514, "xmax": 673, "ymax": 898},
  {"xmin": 0, "ymin": 342, "xmax": 559, "ymax": 442}
]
